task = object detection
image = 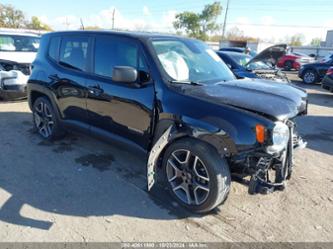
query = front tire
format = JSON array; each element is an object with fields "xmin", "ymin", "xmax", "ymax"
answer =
[
  {"xmin": 162, "ymin": 138, "xmax": 231, "ymax": 213},
  {"xmin": 32, "ymin": 97, "xmax": 65, "ymax": 140},
  {"xmin": 302, "ymin": 69, "xmax": 318, "ymax": 84}
]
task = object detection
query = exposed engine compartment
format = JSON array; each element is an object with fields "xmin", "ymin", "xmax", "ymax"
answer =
[{"xmin": 253, "ymin": 69, "xmax": 289, "ymax": 82}]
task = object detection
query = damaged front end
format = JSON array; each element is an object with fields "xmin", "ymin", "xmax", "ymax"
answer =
[
  {"xmin": 0, "ymin": 60, "xmax": 31, "ymax": 100},
  {"xmin": 232, "ymin": 120, "xmax": 307, "ymax": 194},
  {"xmin": 253, "ymin": 69, "xmax": 289, "ymax": 83}
]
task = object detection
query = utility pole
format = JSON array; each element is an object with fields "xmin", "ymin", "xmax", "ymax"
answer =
[
  {"xmin": 80, "ymin": 18, "xmax": 84, "ymax": 30},
  {"xmin": 64, "ymin": 17, "xmax": 70, "ymax": 30},
  {"xmin": 222, "ymin": 0, "xmax": 230, "ymax": 39},
  {"xmin": 112, "ymin": 8, "xmax": 115, "ymax": 29}
]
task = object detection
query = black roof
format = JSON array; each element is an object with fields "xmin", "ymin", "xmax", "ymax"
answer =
[{"xmin": 44, "ymin": 30, "xmax": 185, "ymax": 41}]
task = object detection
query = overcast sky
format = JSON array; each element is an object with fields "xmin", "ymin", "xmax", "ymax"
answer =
[{"xmin": 3, "ymin": 0, "xmax": 333, "ymax": 43}]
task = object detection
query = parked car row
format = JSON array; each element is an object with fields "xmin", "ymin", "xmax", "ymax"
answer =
[
  {"xmin": 1, "ymin": 30, "xmax": 308, "ymax": 213},
  {"xmin": 218, "ymin": 44, "xmax": 333, "ymax": 90},
  {"xmin": 277, "ymin": 52, "xmax": 315, "ymax": 71},
  {"xmin": 217, "ymin": 44, "xmax": 289, "ymax": 83}
]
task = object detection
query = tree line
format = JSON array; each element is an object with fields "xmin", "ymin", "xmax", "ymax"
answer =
[
  {"xmin": 0, "ymin": 3, "xmax": 52, "ymax": 30},
  {"xmin": 172, "ymin": 2, "xmax": 322, "ymax": 46}
]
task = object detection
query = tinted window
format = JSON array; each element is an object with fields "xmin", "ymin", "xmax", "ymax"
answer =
[
  {"xmin": 59, "ymin": 36, "xmax": 89, "ymax": 71},
  {"xmin": 48, "ymin": 36, "xmax": 60, "ymax": 61},
  {"xmin": 94, "ymin": 36, "xmax": 145, "ymax": 78}
]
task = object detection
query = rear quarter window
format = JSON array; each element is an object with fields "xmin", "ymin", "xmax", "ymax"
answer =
[{"xmin": 48, "ymin": 36, "xmax": 60, "ymax": 61}]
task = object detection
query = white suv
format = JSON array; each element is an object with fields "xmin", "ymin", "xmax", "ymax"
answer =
[{"xmin": 0, "ymin": 31, "xmax": 40, "ymax": 100}]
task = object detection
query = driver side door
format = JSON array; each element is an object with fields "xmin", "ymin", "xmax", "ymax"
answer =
[{"xmin": 85, "ymin": 35, "xmax": 155, "ymax": 150}]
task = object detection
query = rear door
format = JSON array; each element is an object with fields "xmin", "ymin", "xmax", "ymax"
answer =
[
  {"xmin": 49, "ymin": 35, "xmax": 91, "ymax": 124},
  {"xmin": 85, "ymin": 34, "xmax": 155, "ymax": 149}
]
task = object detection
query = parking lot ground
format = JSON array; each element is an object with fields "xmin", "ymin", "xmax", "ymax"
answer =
[{"xmin": 0, "ymin": 73, "xmax": 332, "ymax": 242}]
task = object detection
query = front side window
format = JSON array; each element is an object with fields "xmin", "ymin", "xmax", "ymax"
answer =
[
  {"xmin": 94, "ymin": 36, "xmax": 146, "ymax": 78},
  {"xmin": 151, "ymin": 39, "xmax": 235, "ymax": 84},
  {"xmin": 59, "ymin": 36, "xmax": 89, "ymax": 71},
  {"xmin": 0, "ymin": 35, "xmax": 40, "ymax": 52}
]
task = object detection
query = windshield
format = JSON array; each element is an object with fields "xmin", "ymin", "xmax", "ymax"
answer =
[
  {"xmin": 228, "ymin": 52, "xmax": 271, "ymax": 70},
  {"xmin": 151, "ymin": 39, "xmax": 235, "ymax": 84},
  {"xmin": 0, "ymin": 34, "xmax": 40, "ymax": 52}
]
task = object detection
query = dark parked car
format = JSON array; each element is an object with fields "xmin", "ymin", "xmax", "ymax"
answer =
[
  {"xmin": 298, "ymin": 58, "xmax": 333, "ymax": 84},
  {"xmin": 28, "ymin": 31, "xmax": 307, "ymax": 213},
  {"xmin": 322, "ymin": 67, "xmax": 333, "ymax": 92},
  {"xmin": 219, "ymin": 47, "xmax": 257, "ymax": 57},
  {"xmin": 217, "ymin": 44, "xmax": 289, "ymax": 82}
]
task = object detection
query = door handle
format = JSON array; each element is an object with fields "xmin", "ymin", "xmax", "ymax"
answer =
[{"xmin": 88, "ymin": 85, "xmax": 104, "ymax": 96}]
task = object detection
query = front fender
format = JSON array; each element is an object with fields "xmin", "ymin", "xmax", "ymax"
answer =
[{"xmin": 147, "ymin": 117, "xmax": 237, "ymax": 190}]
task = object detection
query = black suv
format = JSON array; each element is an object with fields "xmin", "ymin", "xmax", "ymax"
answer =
[
  {"xmin": 298, "ymin": 58, "xmax": 333, "ymax": 84},
  {"xmin": 28, "ymin": 31, "xmax": 307, "ymax": 213}
]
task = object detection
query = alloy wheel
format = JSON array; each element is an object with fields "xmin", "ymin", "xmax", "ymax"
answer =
[
  {"xmin": 33, "ymin": 101, "xmax": 54, "ymax": 138},
  {"xmin": 303, "ymin": 71, "xmax": 315, "ymax": 84},
  {"xmin": 166, "ymin": 149, "xmax": 210, "ymax": 206}
]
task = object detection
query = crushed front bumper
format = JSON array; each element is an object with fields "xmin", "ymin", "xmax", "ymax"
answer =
[{"xmin": 233, "ymin": 121, "xmax": 307, "ymax": 194}]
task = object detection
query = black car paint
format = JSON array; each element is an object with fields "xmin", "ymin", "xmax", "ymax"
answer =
[
  {"xmin": 299, "ymin": 60, "xmax": 333, "ymax": 82},
  {"xmin": 184, "ymin": 79, "xmax": 307, "ymax": 121},
  {"xmin": 28, "ymin": 31, "xmax": 307, "ymax": 172}
]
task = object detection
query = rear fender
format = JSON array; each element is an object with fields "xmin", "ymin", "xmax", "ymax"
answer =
[{"xmin": 28, "ymin": 83, "xmax": 62, "ymax": 121}]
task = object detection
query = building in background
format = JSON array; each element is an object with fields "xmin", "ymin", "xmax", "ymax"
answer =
[
  {"xmin": 324, "ymin": 30, "xmax": 333, "ymax": 47},
  {"xmin": 219, "ymin": 40, "xmax": 274, "ymax": 53}
]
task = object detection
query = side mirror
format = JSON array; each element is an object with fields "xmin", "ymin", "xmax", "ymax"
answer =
[{"xmin": 112, "ymin": 66, "xmax": 138, "ymax": 83}]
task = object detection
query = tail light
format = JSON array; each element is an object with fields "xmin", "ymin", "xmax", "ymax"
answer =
[{"xmin": 326, "ymin": 67, "xmax": 333, "ymax": 76}]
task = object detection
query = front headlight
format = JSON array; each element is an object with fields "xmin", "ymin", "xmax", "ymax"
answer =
[{"xmin": 266, "ymin": 122, "xmax": 290, "ymax": 154}]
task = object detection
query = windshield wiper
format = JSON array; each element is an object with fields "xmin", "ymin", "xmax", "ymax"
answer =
[{"xmin": 169, "ymin": 80, "xmax": 203, "ymax": 86}]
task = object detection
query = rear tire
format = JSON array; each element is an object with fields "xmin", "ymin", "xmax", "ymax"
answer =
[
  {"xmin": 284, "ymin": 60, "xmax": 293, "ymax": 71},
  {"xmin": 32, "ymin": 97, "xmax": 65, "ymax": 140},
  {"xmin": 162, "ymin": 138, "xmax": 231, "ymax": 213},
  {"xmin": 302, "ymin": 69, "xmax": 318, "ymax": 84}
]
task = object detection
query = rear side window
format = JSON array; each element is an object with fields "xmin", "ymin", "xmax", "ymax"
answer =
[
  {"xmin": 48, "ymin": 36, "xmax": 60, "ymax": 61},
  {"xmin": 59, "ymin": 36, "xmax": 89, "ymax": 71},
  {"xmin": 94, "ymin": 36, "xmax": 147, "ymax": 78}
]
